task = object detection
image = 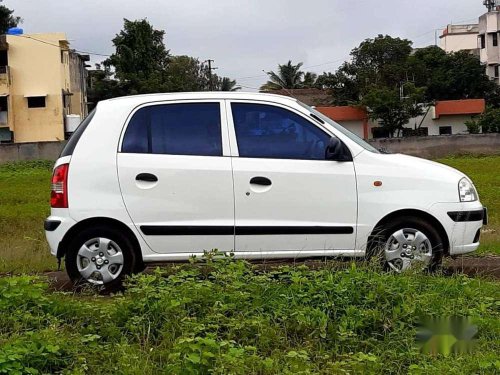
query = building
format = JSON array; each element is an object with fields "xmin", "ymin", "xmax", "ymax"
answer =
[
  {"xmin": 439, "ymin": 2, "xmax": 500, "ymax": 81},
  {"xmin": 316, "ymin": 99, "xmax": 485, "ymax": 139},
  {"xmin": 261, "ymin": 88, "xmax": 331, "ymax": 106},
  {"xmin": 478, "ymin": 8, "xmax": 500, "ymax": 81},
  {"xmin": 314, "ymin": 106, "xmax": 368, "ymax": 139},
  {"xmin": 0, "ymin": 31, "xmax": 89, "ymax": 143},
  {"xmin": 440, "ymin": 24, "xmax": 480, "ymax": 54}
]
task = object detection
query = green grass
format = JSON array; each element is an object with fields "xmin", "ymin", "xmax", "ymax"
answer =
[
  {"xmin": 0, "ymin": 258, "xmax": 499, "ymax": 374},
  {"xmin": 0, "ymin": 158, "xmax": 499, "ymax": 373},
  {"xmin": 0, "ymin": 156, "xmax": 499, "ymax": 273},
  {"xmin": 0, "ymin": 161, "xmax": 54, "ymax": 273}
]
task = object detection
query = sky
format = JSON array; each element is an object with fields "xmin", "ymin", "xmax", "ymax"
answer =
[{"xmin": 6, "ymin": 0, "xmax": 487, "ymax": 90}]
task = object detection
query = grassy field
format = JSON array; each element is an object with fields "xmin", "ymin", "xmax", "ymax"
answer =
[
  {"xmin": 0, "ymin": 157, "xmax": 499, "ymax": 373},
  {"xmin": 0, "ymin": 156, "xmax": 498, "ymax": 273},
  {"xmin": 0, "ymin": 259, "xmax": 499, "ymax": 374}
]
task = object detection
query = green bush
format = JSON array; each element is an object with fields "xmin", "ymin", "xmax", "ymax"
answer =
[
  {"xmin": 0, "ymin": 255, "xmax": 499, "ymax": 374},
  {"xmin": 465, "ymin": 119, "xmax": 481, "ymax": 134},
  {"xmin": 471, "ymin": 107, "xmax": 500, "ymax": 133}
]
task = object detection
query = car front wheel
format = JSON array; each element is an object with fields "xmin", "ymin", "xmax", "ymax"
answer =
[{"xmin": 370, "ymin": 218, "xmax": 444, "ymax": 272}]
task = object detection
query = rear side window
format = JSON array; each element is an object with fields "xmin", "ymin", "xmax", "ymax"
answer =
[
  {"xmin": 60, "ymin": 109, "xmax": 96, "ymax": 157},
  {"xmin": 122, "ymin": 103, "xmax": 222, "ymax": 156}
]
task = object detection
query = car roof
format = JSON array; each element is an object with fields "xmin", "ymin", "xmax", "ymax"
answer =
[{"xmin": 100, "ymin": 91, "xmax": 299, "ymax": 107}]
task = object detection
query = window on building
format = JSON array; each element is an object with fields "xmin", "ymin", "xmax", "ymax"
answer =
[
  {"xmin": 0, "ymin": 50, "xmax": 8, "ymax": 67},
  {"xmin": 27, "ymin": 96, "xmax": 46, "ymax": 108},
  {"xmin": 495, "ymin": 65, "xmax": 499, "ymax": 78},
  {"xmin": 122, "ymin": 102, "xmax": 222, "ymax": 156},
  {"xmin": 480, "ymin": 34, "xmax": 486, "ymax": 49},
  {"xmin": 493, "ymin": 33, "xmax": 498, "ymax": 47},
  {"xmin": 231, "ymin": 103, "xmax": 330, "ymax": 160},
  {"xmin": 439, "ymin": 126, "xmax": 452, "ymax": 135}
]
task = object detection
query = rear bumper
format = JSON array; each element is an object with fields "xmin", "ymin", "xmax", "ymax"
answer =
[
  {"xmin": 429, "ymin": 202, "xmax": 485, "ymax": 256},
  {"xmin": 45, "ymin": 214, "xmax": 77, "ymax": 257}
]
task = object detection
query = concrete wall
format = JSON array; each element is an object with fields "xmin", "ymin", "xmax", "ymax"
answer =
[
  {"xmin": 0, "ymin": 141, "xmax": 65, "ymax": 163},
  {"xmin": 369, "ymin": 134, "xmax": 500, "ymax": 159},
  {"xmin": 0, "ymin": 134, "xmax": 498, "ymax": 164}
]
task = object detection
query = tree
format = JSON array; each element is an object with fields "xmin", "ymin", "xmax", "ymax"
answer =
[
  {"xmin": 315, "ymin": 65, "xmax": 360, "ymax": 105},
  {"xmin": 317, "ymin": 35, "xmax": 413, "ymax": 104},
  {"xmin": 216, "ymin": 77, "xmax": 240, "ymax": 91},
  {"xmin": 408, "ymin": 46, "xmax": 496, "ymax": 101},
  {"xmin": 362, "ymin": 83, "xmax": 426, "ymax": 137},
  {"xmin": 261, "ymin": 60, "xmax": 304, "ymax": 90},
  {"xmin": 87, "ymin": 64, "xmax": 125, "ymax": 110},
  {"xmin": 165, "ymin": 55, "xmax": 207, "ymax": 92},
  {"xmin": 0, "ymin": 0, "xmax": 21, "ymax": 34},
  {"xmin": 260, "ymin": 60, "xmax": 317, "ymax": 91},
  {"xmin": 104, "ymin": 18, "xmax": 171, "ymax": 95}
]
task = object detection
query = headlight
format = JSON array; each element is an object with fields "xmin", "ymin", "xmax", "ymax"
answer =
[{"xmin": 458, "ymin": 178, "xmax": 478, "ymax": 202}]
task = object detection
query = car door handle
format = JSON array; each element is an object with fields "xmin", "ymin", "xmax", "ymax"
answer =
[
  {"xmin": 136, "ymin": 173, "xmax": 158, "ymax": 182},
  {"xmin": 250, "ymin": 176, "xmax": 272, "ymax": 186}
]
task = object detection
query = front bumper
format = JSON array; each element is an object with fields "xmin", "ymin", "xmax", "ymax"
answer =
[{"xmin": 429, "ymin": 202, "xmax": 485, "ymax": 256}]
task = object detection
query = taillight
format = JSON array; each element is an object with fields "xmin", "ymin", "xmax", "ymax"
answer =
[{"xmin": 51, "ymin": 163, "xmax": 69, "ymax": 208}]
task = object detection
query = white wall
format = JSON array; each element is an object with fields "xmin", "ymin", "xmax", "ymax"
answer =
[
  {"xmin": 337, "ymin": 120, "xmax": 365, "ymax": 138},
  {"xmin": 368, "ymin": 112, "xmax": 473, "ymax": 138},
  {"xmin": 441, "ymin": 33, "xmax": 478, "ymax": 53}
]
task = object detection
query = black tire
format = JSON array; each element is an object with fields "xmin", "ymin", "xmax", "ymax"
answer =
[
  {"xmin": 367, "ymin": 217, "xmax": 444, "ymax": 272},
  {"xmin": 65, "ymin": 225, "xmax": 137, "ymax": 291}
]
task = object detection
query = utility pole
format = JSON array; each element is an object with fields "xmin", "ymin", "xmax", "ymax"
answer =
[{"xmin": 204, "ymin": 59, "xmax": 217, "ymax": 91}]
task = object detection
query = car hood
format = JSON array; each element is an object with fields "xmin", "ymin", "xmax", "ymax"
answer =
[{"xmin": 381, "ymin": 153, "xmax": 467, "ymax": 181}]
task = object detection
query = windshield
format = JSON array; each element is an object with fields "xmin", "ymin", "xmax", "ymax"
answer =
[{"xmin": 298, "ymin": 102, "xmax": 380, "ymax": 154}]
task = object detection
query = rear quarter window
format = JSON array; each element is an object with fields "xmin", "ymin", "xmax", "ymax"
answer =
[
  {"xmin": 121, "ymin": 102, "xmax": 222, "ymax": 156},
  {"xmin": 60, "ymin": 109, "xmax": 96, "ymax": 157}
]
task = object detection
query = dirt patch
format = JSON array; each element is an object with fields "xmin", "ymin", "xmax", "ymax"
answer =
[
  {"xmin": 42, "ymin": 256, "xmax": 500, "ymax": 293},
  {"xmin": 444, "ymin": 256, "xmax": 500, "ymax": 279}
]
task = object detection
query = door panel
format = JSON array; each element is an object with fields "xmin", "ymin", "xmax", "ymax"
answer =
[
  {"xmin": 117, "ymin": 101, "xmax": 234, "ymax": 254},
  {"xmin": 232, "ymin": 158, "xmax": 357, "ymax": 251},
  {"xmin": 228, "ymin": 101, "xmax": 357, "ymax": 252},
  {"xmin": 117, "ymin": 153, "xmax": 234, "ymax": 253}
]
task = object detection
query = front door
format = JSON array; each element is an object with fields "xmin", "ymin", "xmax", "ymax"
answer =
[
  {"xmin": 117, "ymin": 100, "xmax": 234, "ymax": 254},
  {"xmin": 227, "ymin": 101, "xmax": 357, "ymax": 253}
]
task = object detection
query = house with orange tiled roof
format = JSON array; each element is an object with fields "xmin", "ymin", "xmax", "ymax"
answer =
[
  {"xmin": 266, "ymin": 89, "xmax": 486, "ymax": 140},
  {"xmin": 318, "ymin": 99, "xmax": 486, "ymax": 139}
]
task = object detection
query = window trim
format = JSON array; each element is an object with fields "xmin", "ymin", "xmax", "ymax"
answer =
[
  {"xmin": 118, "ymin": 99, "xmax": 231, "ymax": 157},
  {"xmin": 226, "ymin": 99, "xmax": 340, "ymax": 161}
]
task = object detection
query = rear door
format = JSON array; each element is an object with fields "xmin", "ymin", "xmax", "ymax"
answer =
[
  {"xmin": 227, "ymin": 101, "xmax": 357, "ymax": 253},
  {"xmin": 117, "ymin": 100, "xmax": 234, "ymax": 254}
]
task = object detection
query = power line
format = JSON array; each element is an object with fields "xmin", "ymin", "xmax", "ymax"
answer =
[{"xmin": 13, "ymin": 34, "xmax": 111, "ymax": 57}]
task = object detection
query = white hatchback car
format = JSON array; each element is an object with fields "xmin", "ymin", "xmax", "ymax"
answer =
[{"xmin": 45, "ymin": 92, "xmax": 487, "ymax": 287}]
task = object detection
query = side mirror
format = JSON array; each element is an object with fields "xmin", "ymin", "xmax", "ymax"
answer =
[{"xmin": 325, "ymin": 137, "xmax": 352, "ymax": 162}]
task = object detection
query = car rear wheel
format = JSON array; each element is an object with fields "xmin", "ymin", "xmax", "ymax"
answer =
[
  {"xmin": 369, "ymin": 217, "xmax": 444, "ymax": 272},
  {"xmin": 65, "ymin": 226, "xmax": 136, "ymax": 290}
]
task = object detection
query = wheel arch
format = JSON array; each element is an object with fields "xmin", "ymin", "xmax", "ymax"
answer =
[
  {"xmin": 57, "ymin": 217, "xmax": 144, "ymax": 265},
  {"xmin": 368, "ymin": 209, "xmax": 450, "ymax": 256}
]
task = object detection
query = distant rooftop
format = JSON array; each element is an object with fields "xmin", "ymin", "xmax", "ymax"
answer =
[{"xmin": 441, "ymin": 24, "xmax": 479, "ymax": 38}]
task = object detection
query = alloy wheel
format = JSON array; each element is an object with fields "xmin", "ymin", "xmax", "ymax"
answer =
[
  {"xmin": 384, "ymin": 228, "xmax": 433, "ymax": 272},
  {"xmin": 76, "ymin": 237, "xmax": 124, "ymax": 284}
]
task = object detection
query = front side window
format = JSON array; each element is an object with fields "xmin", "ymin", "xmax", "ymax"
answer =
[
  {"xmin": 231, "ymin": 103, "xmax": 330, "ymax": 160},
  {"xmin": 122, "ymin": 102, "xmax": 222, "ymax": 156}
]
